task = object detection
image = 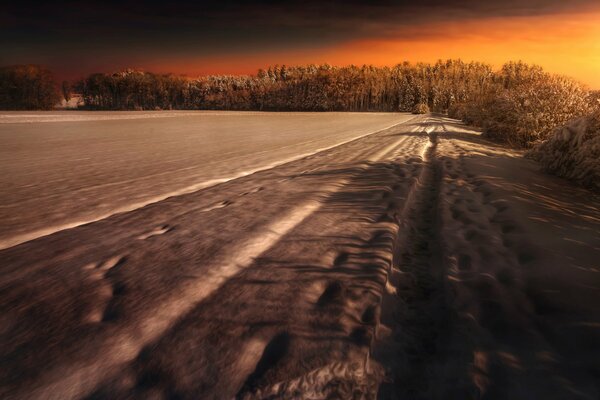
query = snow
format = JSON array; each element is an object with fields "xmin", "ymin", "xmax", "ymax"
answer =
[{"xmin": 528, "ymin": 112, "xmax": 600, "ymax": 192}]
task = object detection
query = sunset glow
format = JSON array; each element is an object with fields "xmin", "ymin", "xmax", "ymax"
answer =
[
  {"xmin": 329, "ymin": 13, "xmax": 600, "ymax": 87},
  {"xmin": 142, "ymin": 12, "xmax": 600, "ymax": 88},
  {"xmin": 3, "ymin": 1, "xmax": 600, "ymax": 87}
]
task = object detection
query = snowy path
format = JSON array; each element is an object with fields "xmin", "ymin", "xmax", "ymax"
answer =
[{"xmin": 1, "ymin": 115, "xmax": 599, "ymax": 399}]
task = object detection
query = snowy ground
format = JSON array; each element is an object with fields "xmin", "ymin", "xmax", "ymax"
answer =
[
  {"xmin": 1, "ymin": 114, "xmax": 599, "ymax": 399},
  {"xmin": 0, "ymin": 111, "xmax": 411, "ymax": 249}
]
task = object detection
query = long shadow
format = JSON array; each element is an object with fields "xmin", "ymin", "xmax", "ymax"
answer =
[
  {"xmin": 98, "ymin": 159, "xmax": 413, "ymax": 399},
  {"xmin": 22, "ymin": 122, "xmax": 600, "ymax": 399}
]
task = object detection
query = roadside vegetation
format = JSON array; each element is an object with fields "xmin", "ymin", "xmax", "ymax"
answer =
[
  {"xmin": 449, "ymin": 63, "xmax": 593, "ymax": 147},
  {"xmin": 528, "ymin": 112, "xmax": 600, "ymax": 192}
]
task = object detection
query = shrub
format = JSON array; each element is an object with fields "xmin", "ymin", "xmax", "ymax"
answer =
[
  {"xmin": 445, "ymin": 62, "xmax": 592, "ymax": 147},
  {"xmin": 412, "ymin": 103, "xmax": 430, "ymax": 114},
  {"xmin": 478, "ymin": 74, "xmax": 591, "ymax": 147},
  {"xmin": 528, "ymin": 112, "xmax": 600, "ymax": 191}
]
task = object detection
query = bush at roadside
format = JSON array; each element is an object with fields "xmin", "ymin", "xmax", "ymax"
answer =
[
  {"xmin": 528, "ymin": 112, "xmax": 600, "ymax": 191},
  {"xmin": 449, "ymin": 62, "xmax": 592, "ymax": 148}
]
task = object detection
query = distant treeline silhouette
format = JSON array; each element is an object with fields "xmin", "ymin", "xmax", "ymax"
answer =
[
  {"xmin": 75, "ymin": 61, "xmax": 491, "ymax": 112},
  {"xmin": 0, "ymin": 65, "xmax": 60, "ymax": 110},
  {"xmin": 1, "ymin": 61, "xmax": 598, "ymax": 146}
]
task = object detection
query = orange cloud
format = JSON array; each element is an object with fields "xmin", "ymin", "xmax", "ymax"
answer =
[
  {"xmin": 138, "ymin": 11, "xmax": 600, "ymax": 88},
  {"xmin": 325, "ymin": 12, "xmax": 600, "ymax": 88}
]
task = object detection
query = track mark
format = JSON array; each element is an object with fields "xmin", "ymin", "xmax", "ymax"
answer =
[
  {"xmin": 83, "ymin": 255, "xmax": 128, "ymax": 323},
  {"xmin": 333, "ymin": 252, "xmax": 349, "ymax": 266},
  {"xmin": 237, "ymin": 332, "xmax": 291, "ymax": 397},
  {"xmin": 201, "ymin": 200, "xmax": 232, "ymax": 212},
  {"xmin": 137, "ymin": 225, "xmax": 173, "ymax": 240},
  {"xmin": 374, "ymin": 125, "xmax": 456, "ymax": 397},
  {"xmin": 361, "ymin": 305, "xmax": 377, "ymax": 325},
  {"xmin": 241, "ymin": 186, "xmax": 264, "ymax": 196},
  {"xmin": 317, "ymin": 281, "xmax": 346, "ymax": 306}
]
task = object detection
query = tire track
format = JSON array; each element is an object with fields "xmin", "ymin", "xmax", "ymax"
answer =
[{"xmin": 372, "ymin": 119, "xmax": 458, "ymax": 399}]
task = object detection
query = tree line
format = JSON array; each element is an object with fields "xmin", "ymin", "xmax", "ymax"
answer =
[
  {"xmin": 62, "ymin": 61, "xmax": 600, "ymax": 146},
  {"xmin": 0, "ymin": 65, "xmax": 60, "ymax": 110},
  {"xmin": 1, "ymin": 61, "xmax": 598, "ymax": 146},
  {"xmin": 73, "ymin": 61, "xmax": 495, "ymax": 112}
]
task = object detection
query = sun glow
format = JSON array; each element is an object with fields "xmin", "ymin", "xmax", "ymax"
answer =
[
  {"xmin": 144, "ymin": 11, "xmax": 600, "ymax": 88},
  {"xmin": 325, "ymin": 12, "xmax": 600, "ymax": 88}
]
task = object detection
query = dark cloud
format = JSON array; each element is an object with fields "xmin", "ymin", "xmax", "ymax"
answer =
[{"xmin": 2, "ymin": 0, "xmax": 598, "ymax": 75}]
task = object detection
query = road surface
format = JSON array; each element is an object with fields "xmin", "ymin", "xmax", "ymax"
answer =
[{"xmin": 1, "ymin": 114, "xmax": 599, "ymax": 399}]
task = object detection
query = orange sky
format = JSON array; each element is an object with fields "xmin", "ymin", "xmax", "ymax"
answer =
[
  {"xmin": 144, "ymin": 11, "xmax": 600, "ymax": 88},
  {"xmin": 6, "ymin": 1, "xmax": 598, "ymax": 87}
]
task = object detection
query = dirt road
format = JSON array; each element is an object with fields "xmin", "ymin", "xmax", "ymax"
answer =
[{"xmin": 1, "ymin": 115, "xmax": 599, "ymax": 399}]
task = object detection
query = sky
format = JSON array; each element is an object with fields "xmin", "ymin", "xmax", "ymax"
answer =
[{"xmin": 2, "ymin": 0, "xmax": 600, "ymax": 87}]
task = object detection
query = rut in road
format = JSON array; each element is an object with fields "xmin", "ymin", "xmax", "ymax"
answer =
[{"xmin": 373, "ymin": 123, "xmax": 473, "ymax": 399}]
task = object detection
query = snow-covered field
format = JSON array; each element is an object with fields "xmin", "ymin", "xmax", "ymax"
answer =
[{"xmin": 0, "ymin": 111, "xmax": 412, "ymax": 248}]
